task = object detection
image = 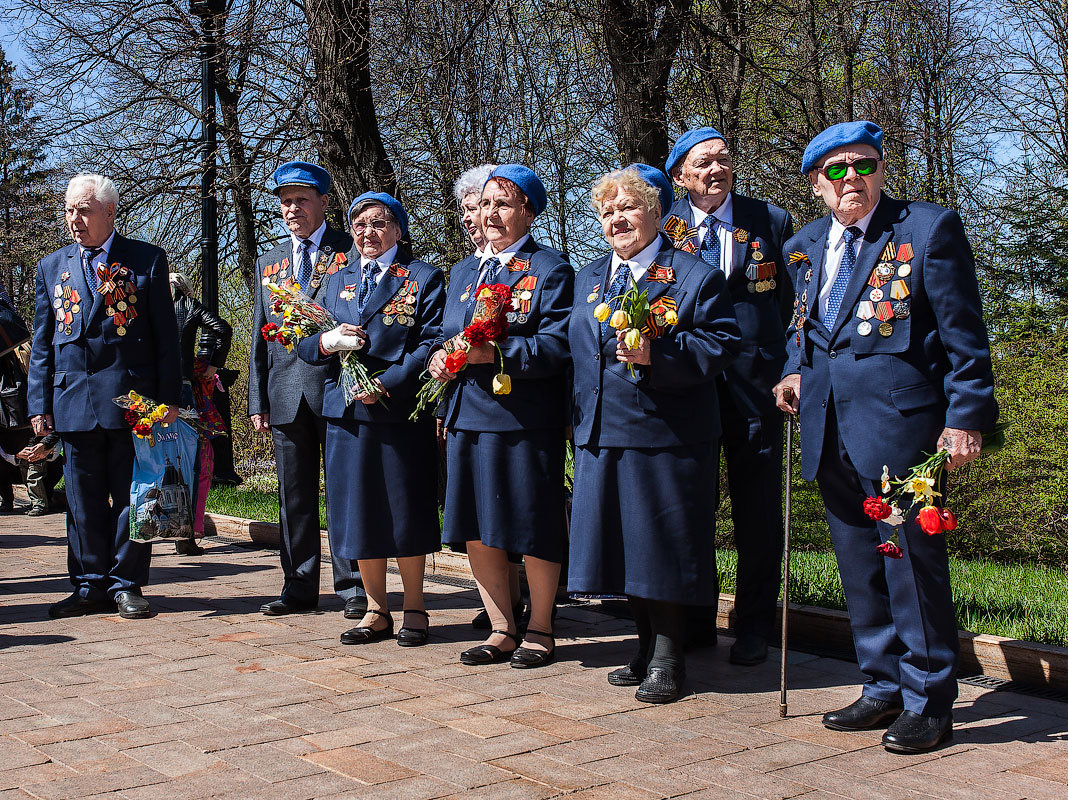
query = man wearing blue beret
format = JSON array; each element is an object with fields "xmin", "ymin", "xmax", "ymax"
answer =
[
  {"xmin": 773, "ymin": 121, "xmax": 997, "ymax": 753},
  {"xmin": 664, "ymin": 127, "xmax": 794, "ymax": 666},
  {"xmin": 249, "ymin": 161, "xmax": 366, "ymax": 617}
]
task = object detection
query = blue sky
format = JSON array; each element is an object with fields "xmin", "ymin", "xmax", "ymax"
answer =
[{"xmin": 0, "ymin": 19, "xmax": 26, "ymax": 67}]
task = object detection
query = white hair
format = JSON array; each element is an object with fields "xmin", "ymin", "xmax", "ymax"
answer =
[
  {"xmin": 66, "ymin": 173, "xmax": 120, "ymax": 208},
  {"xmin": 453, "ymin": 164, "xmax": 497, "ymax": 204}
]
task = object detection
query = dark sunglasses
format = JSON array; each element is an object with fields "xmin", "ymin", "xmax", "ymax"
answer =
[{"xmin": 822, "ymin": 158, "xmax": 880, "ymax": 181}]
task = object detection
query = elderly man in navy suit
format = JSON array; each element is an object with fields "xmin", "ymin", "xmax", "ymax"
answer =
[
  {"xmin": 664, "ymin": 128, "xmax": 794, "ymax": 665},
  {"xmin": 27, "ymin": 174, "xmax": 180, "ymax": 619},
  {"xmin": 249, "ymin": 162, "xmax": 365, "ymax": 617},
  {"xmin": 773, "ymin": 122, "xmax": 997, "ymax": 753}
]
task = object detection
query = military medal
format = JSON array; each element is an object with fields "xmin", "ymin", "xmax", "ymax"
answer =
[
  {"xmin": 339, "ymin": 284, "xmax": 357, "ymax": 301},
  {"xmin": 753, "ymin": 250, "xmax": 764, "ymax": 262},
  {"xmin": 588, "ymin": 284, "xmax": 600, "ymax": 303},
  {"xmin": 874, "ymin": 301, "xmax": 894, "ymax": 337},
  {"xmin": 116, "ymin": 326, "xmax": 127, "ymax": 336},
  {"xmin": 64, "ymin": 326, "xmax": 72, "ymax": 335},
  {"xmin": 383, "ymin": 315, "xmax": 394, "ymax": 326},
  {"xmin": 889, "ymin": 280, "xmax": 910, "ymax": 300},
  {"xmin": 857, "ymin": 321, "xmax": 872, "ymax": 336},
  {"xmin": 734, "ymin": 227, "xmax": 749, "ymax": 243},
  {"xmin": 460, "ymin": 282, "xmax": 472, "ymax": 303},
  {"xmin": 856, "ymin": 301, "xmax": 875, "ymax": 320},
  {"xmin": 61, "ymin": 271, "xmax": 70, "ymax": 281},
  {"xmin": 804, "ymin": 268, "xmax": 813, "ymax": 283},
  {"xmin": 71, "ymin": 304, "xmax": 80, "ymax": 314},
  {"xmin": 896, "ymin": 243, "xmax": 914, "ymax": 262},
  {"xmin": 869, "ymin": 288, "xmax": 884, "ymax": 302},
  {"xmin": 893, "ymin": 301, "xmax": 910, "ymax": 319},
  {"xmin": 881, "ymin": 242, "xmax": 896, "ymax": 262},
  {"xmin": 878, "ymin": 322, "xmax": 893, "ymax": 337},
  {"xmin": 898, "ymin": 263, "xmax": 912, "ymax": 277}
]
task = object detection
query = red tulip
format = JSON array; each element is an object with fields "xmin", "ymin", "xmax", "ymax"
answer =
[
  {"xmin": 917, "ymin": 506, "xmax": 944, "ymax": 535},
  {"xmin": 940, "ymin": 508, "xmax": 958, "ymax": 531},
  {"xmin": 445, "ymin": 349, "xmax": 468, "ymax": 373},
  {"xmin": 876, "ymin": 541, "xmax": 904, "ymax": 559}
]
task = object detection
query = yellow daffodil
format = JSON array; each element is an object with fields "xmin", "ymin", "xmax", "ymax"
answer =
[
  {"xmin": 479, "ymin": 287, "xmax": 493, "ymax": 299},
  {"xmin": 664, "ymin": 310, "xmax": 679, "ymax": 325},
  {"xmin": 907, "ymin": 475, "xmax": 940, "ymax": 500},
  {"xmin": 610, "ymin": 309, "xmax": 629, "ymax": 329},
  {"xmin": 492, "ymin": 373, "xmax": 512, "ymax": 395},
  {"xmin": 593, "ymin": 303, "xmax": 611, "ymax": 322},
  {"xmin": 624, "ymin": 328, "xmax": 642, "ymax": 349},
  {"xmin": 587, "ymin": 291, "xmax": 598, "ymax": 303}
]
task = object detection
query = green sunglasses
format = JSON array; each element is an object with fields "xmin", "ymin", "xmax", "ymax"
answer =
[{"xmin": 822, "ymin": 158, "xmax": 880, "ymax": 181}]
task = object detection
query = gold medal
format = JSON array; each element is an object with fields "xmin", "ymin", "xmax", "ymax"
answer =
[
  {"xmin": 107, "ymin": 307, "xmax": 116, "ymax": 316},
  {"xmin": 878, "ymin": 321, "xmax": 893, "ymax": 337},
  {"xmin": 383, "ymin": 315, "xmax": 394, "ymax": 326},
  {"xmin": 116, "ymin": 325, "xmax": 127, "ymax": 336},
  {"xmin": 734, "ymin": 228, "xmax": 749, "ymax": 243},
  {"xmin": 129, "ymin": 294, "xmax": 137, "ymax": 304},
  {"xmin": 753, "ymin": 251, "xmax": 764, "ymax": 261},
  {"xmin": 71, "ymin": 304, "xmax": 80, "ymax": 314},
  {"xmin": 460, "ymin": 293, "xmax": 469, "ymax": 302},
  {"xmin": 117, "ymin": 300, "xmax": 127, "ymax": 311},
  {"xmin": 63, "ymin": 325, "xmax": 72, "ymax": 335}
]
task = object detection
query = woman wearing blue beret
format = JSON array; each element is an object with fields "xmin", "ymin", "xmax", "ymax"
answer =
[
  {"xmin": 568, "ymin": 165, "xmax": 741, "ymax": 702},
  {"xmin": 428, "ymin": 164, "xmax": 574, "ymax": 668},
  {"xmin": 297, "ymin": 192, "xmax": 446, "ymax": 647}
]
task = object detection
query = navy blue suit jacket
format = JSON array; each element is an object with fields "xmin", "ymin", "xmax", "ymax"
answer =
[
  {"xmin": 27, "ymin": 235, "xmax": 180, "ymax": 432},
  {"xmin": 785, "ymin": 193, "xmax": 997, "ymax": 480},
  {"xmin": 296, "ymin": 251, "xmax": 445, "ymax": 423},
  {"xmin": 665, "ymin": 193, "xmax": 794, "ymax": 418},
  {"xmin": 570, "ymin": 234, "xmax": 741, "ymax": 448},
  {"xmin": 437, "ymin": 237, "xmax": 573, "ymax": 432},
  {"xmin": 248, "ymin": 226, "xmax": 352, "ymax": 425}
]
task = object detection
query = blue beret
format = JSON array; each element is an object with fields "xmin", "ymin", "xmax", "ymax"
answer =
[
  {"xmin": 348, "ymin": 191, "xmax": 409, "ymax": 239},
  {"xmin": 272, "ymin": 161, "xmax": 331, "ymax": 195},
  {"xmin": 486, "ymin": 164, "xmax": 547, "ymax": 216},
  {"xmin": 665, "ymin": 127, "xmax": 726, "ymax": 175},
  {"xmin": 801, "ymin": 121, "xmax": 884, "ymax": 175},
  {"xmin": 627, "ymin": 163, "xmax": 674, "ymax": 220}
]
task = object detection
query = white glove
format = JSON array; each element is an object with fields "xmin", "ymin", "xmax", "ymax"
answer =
[{"xmin": 320, "ymin": 325, "xmax": 365, "ymax": 353}]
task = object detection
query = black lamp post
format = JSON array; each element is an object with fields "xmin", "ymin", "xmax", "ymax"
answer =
[{"xmin": 189, "ymin": 0, "xmax": 225, "ymax": 314}]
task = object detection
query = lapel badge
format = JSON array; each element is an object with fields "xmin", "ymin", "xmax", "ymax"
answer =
[
  {"xmin": 733, "ymin": 227, "xmax": 749, "ymax": 243},
  {"xmin": 647, "ymin": 265, "xmax": 675, "ymax": 283},
  {"xmin": 460, "ymin": 283, "xmax": 472, "ymax": 303},
  {"xmin": 893, "ymin": 301, "xmax": 910, "ymax": 319},
  {"xmin": 896, "ymin": 243, "xmax": 914, "ymax": 262},
  {"xmin": 60, "ymin": 271, "xmax": 71, "ymax": 281},
  {"xmin": 506, "ymin": 257, "xmax": 531, "ymax": 272},
  {"xmin": 804, "ymin": 268, "xmax": 813, "ymax": 283},
  {"xmin": 389, "ymin": 264, "xmax": 410, "ymax": 278},
  {"xmin": 587, "ymin": 284, "xmax": 600, "ymax": 303}
]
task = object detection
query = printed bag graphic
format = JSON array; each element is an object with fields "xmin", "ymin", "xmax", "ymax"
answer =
[{"xmin": 129, "ymin": 419, "xmax": 199, "ymax": 542}]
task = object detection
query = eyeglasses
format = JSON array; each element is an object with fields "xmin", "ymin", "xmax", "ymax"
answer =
[
  {"xmin": 352, "ymin": 220, "xmax": 391, "ymax": 234},
  {"xmin": 821, "ymin": 158, "xmax": 880, "ymax": 181}
]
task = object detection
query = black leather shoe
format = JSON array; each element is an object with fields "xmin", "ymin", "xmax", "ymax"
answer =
[
  {"xmin": 260, "ymin": 597, "xmax": 317, "ymax": 616},
  {"xmin": 729, "ymin": 634, "xmax": 769, "ymax": 666},
  {"xmin": 340, "ymin": 610, "xmax": 393, "ymax": 645},
  {"xmin": 344, "ymin": 595, "xmax": 368, "ymax": 619},
  {"xmin": 635, "ymin": 666, "xmax": 685, "ymax": 704},
  {"xmin": 114, "ymin": 591, "xmax": 152, "ymax": 619},
  {"xmin": 48, "ymin": 593, "xmax": 111, "ymax": 619},
  {"xmin": 823, "ymin": 696, "xmax": 905, "ymax": 731},
  {"xmin": 460, "ymin": 630, "xmax": 518, "ymax": 665},
  {"xmin": 882, "ymin": 711, "xmax": 952, "ymax": 753},
  {"xmin": 397, "ymin": 609, "xmax": 429, "ymax": 647},
  {"xmin": 510, "ymin": 630, "xmax": 555, "ymax": 669},
  {"xmin": 607, "ymin": 658, "xmax": 646, "ymax": 687}
]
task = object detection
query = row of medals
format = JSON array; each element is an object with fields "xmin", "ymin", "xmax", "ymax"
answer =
[
  {"xmin": 384, "ymin": 299, "xmax": 416, "ymax": 326},
  {"xmin": 53, "ymin": 284, "xmax": 139, "ymax": 336},
  {"xmin": 746, "ymin": 247, "xmax": 775, "ymax": 294},
  {"xmin": 856, "ymin": 260, "xmax": 911, "ymax": 337},
  {"xmin": 506, "ymin": 288, "xmax": 534, "ymax": 324}
]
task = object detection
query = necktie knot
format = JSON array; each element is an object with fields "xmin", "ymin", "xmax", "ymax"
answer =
[
  {"xmin": 843, "ymin": 226, "xmax": 862, "ymax": 246},
  {"xmin": 82, "ymin": 248, "xmax": 102, "ymax": 293},
  {"xmin": 356, "ymin": 261, "xmax": 381, "ymax": 313}
]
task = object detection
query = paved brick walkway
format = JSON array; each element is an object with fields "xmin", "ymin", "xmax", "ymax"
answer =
[{"xmin": 2, "ymin": 509, "xmax": 1067, "ymax": 799}]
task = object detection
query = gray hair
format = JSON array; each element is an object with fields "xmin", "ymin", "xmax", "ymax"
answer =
[
  {"xmin": 66, "ymin": 173, "xmax": 120, "ymax": 208},
  {"xmin": 453, "ymin": 164, "xmax": 497, "ymax": 204},
  {"xmin": 348, "ymin": 198, "xmax": 398, "ymax": 226},
  {"xmin": 169, "ymin": 272, "xmax": 195, "ymax": 299}
]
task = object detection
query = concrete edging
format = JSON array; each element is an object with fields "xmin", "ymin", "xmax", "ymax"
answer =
[{"xmin": 204, "ymin": 511, "xmax": 1068, "ymax": 691}]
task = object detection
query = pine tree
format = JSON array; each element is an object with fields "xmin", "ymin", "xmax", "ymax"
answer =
[{"xmin": 0, "ymin": 47, "xmax": 62, "ymax": 319}]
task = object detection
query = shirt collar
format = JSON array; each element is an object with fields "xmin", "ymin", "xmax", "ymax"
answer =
[
  {"xmin": 829, "ymin": 198, "xmax": 879, "ymax": 248},
  {"xmin": 483, "ymin": 232, "xmax": 530, "ymax": 266},
  {"xmin": 79, "ymin": 230, "xmax": 116, "ymax": 260},
  {"xmin": 610, "ymin": 235, "xmax": 661, "ymax": 275},
  {"xmin": 361, "ymin": 244, "xmax": 398, "ymax": 271},
  {"xmin": 291, "ymin": 220, "xmax": 327, "ymax": 250},
  {"xmin": 689, "ymin": 192, "xmax": 733, "ymax": 227}
]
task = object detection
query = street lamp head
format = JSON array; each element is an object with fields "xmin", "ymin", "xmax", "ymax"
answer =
[{"xmin": 190, "ymin": 0, "xmax": 225, "ymax": 18}]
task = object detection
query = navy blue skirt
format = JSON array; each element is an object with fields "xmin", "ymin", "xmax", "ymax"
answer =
[
  {"xmin": 324, "ymin": 418, "xmax": 441, "ymax": 560},
  {"xmin": 443, "ymin": 428, "xmax": 566, "ymax": 563},
  {"xmin": 568, "ymin": 442, "xmax": 719, "ymax": 604}
]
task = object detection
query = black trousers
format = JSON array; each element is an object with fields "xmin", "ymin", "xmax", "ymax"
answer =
[{"xmin": 271, "ymin": 398, "xmax": 362, "ymax": 605}]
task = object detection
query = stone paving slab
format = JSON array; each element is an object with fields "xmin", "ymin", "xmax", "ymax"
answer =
[{"xmin": 2, "ymin": 508, "xmax": 1068, "ymax": 799}]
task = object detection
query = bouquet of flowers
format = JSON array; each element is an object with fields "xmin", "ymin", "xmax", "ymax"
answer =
[
  {"xmin": 410, "ymin": 283, "xmax": 513, "ymax": 420},
  {"xmin": 593, "ymin": 276, "xmax": 677, "ymax": 376},
  {"xmin": 260, "ymin": 281, "xmax": 383, "ymax": 406},
  {"xmin": 863, "ymin": 422, "xmax": 1009, "ymax": 558},
  {"xmin": 113, "ymin": 391, "xmax": 201, "ymax": 446}
]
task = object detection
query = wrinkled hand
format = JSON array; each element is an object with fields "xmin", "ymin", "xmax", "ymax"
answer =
[
  {"xmin": 938, "ymin": 427, "xmax": 981, "ymax": 471},
  {"xmin": 203, "ymin": 365, "xmax": 217, "ymax": 380},
  {"xmin": 321, "ymin": 323, "xmax": 367, "ymax": 354},
  {"xmin": 356, "ymin": 378, "xmax": 388, "ymax": 405},
  {"xmin": 251, "ymin": 413, "xmax": 271, "ymax": 432},
  {"xmin": 428, "ymin": 349, "xmax": 456, "ymax": 381},
  {"xmin": 615, "ymin": 329, "xmax": 651, "ymax": 365},
  {"xmin": 30, "ymin": 414, "xmax": 54, "ymax": 436},
  {"xmin": 435, "ymin": 419, "xmax": 447, "ymax": 448},
  {"xmin": 465, "ymin": 343, "xmax": 495, "ymax": 365},
  {"xmin": 17, "ymin": 443, "xmax": 48, "ymax": 463},
  {"xmin": 773, "ymin": 374, "xmax": 801, "ymax": 415}
]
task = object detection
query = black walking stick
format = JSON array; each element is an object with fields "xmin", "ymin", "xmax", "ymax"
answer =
[{"xmin": 780, "ymin": 413, "xmax": 795, "ymax": 718}]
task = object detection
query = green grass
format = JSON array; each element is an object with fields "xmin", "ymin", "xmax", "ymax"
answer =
[{"xmin": 208, "ymin": 484, "xmax": 1068, "ymax": 647}]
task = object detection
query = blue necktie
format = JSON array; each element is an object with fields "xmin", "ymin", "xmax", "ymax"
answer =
[
  {"xmin": 82, "ymin": 248, "xmax": 102, "ymax": 293},
  {"xmin": 297, "ymin": 239, "xmax": 313, "ymax": 288},
  {"xmin": 357, "ymin": 261, "xmax": 381, "ymax": 314},
  {"xmin": 601, "ymin": 261, "xmax": 632, "ymax": 338},
  {"xmin": 700, "ymin": 214, "xmax": 721, "ymax": 268},
  {"xmin": 470, "ymin": 256, "xmax": 502, "ymax": 305},
  {"xmin": 826, "ymin": 226, "xmax": 862, "ymax": 327}
]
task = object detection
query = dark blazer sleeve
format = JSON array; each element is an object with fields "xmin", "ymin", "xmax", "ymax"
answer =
[
  {"xmin": 248, "ymin": 279, "xmax": 269, "ymax": 417},
  {"xmin": 191, "ymin": 298, "xmax": 233, "ymax": 368},
  {"xmin": 148, "ymin": 248, "xmax": 181, "ymax": 406},
  {"xmin": 925, "ymin": 209, "xmax": 997, "ymax": 431},
  {"xmin": 646, "ymin": 268, "xmax": 741, "ymax": 390},
  {"xmin": 773, "ymin": 209, "xmax": 796, "ymax": 328},
  {"xmin": 378, "ymin": 267, "xmax": 446, "ymax": 398},
  {"xmin": 26, "ymin": 258, "xmax": 54, "ymax": 418},
  {"xmin": 497, "ymin": 258, "xmax": 574, "ymax": 380}
]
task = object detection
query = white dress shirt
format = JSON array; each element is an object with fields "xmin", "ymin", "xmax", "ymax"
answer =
[
  {"xmin": 817, "ymin": 200, "xmax": 880, "ymax": 321},
  {"xmin": 479, "ymin": 233, "xmax": 530, "ymax": 283},
  {"xmin": 690, "ymin": 193, "xmax": 734, "ymax": 275},
  {"xmin": 360, "ymin": 244, "xmax": 398, "ymax": 286},
  {"xmin": 607, "ymin": 235, "xmax": 661, "ymax": 287},
  {"xmin": 79, "ymin": 230, "xmax": 116, "ymax": 279}
]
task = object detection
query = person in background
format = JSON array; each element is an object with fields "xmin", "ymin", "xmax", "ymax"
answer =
[{"xmin": 170, "ymin": 271, "xmax": 232, "ymax": 555}]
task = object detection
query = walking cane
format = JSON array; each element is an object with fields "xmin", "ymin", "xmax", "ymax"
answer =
[{"xmin": 779, "ymin": 412, "xmax": 795, "ymax": 718}]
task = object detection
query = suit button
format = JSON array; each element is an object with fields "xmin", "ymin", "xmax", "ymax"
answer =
[
  {"xmin": 593, "ymin": 353, "xmax": 600, "ymax": 361},
  {"xmin": 822, "ymin": 399, "xmax": 827, "ymax": 408},
  {"xmin": 592, "ymin": 387, "xmax": 599, "ymax": 395},
  {"xmin": 829, "ymin": 350, "xmax": 837, "ymax": 359}
]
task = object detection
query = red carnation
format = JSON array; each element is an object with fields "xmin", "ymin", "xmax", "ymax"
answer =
[
  {"xmin": 445, "ymin": 349, "xmax": 468, "ymax": 373},
  {"xmin": 939, "ymin": 507, "xmax": 958, "ymax": 531},
  {"xmin": 917, "ymin": 505, "xmax": 944, "ymax": 535},
  {"xmin": 876, "ymin": 541, "xmax": 904, "ymax": 559},
  {"xmin": 124, "ymin": 410, "xmax": 140, "ymax": 426},
  {"xmin": 863, "ymin": 496, "xmax": 892, "ymax": 521},
  {"xmin": 261, "ymin": 322, "xmax": 279, "ymax": 341}
]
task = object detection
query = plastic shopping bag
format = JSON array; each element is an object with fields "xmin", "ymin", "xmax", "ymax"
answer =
[{"xmin": 129, "ymin": 418, "xmax": 200, "ymax": 542}]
